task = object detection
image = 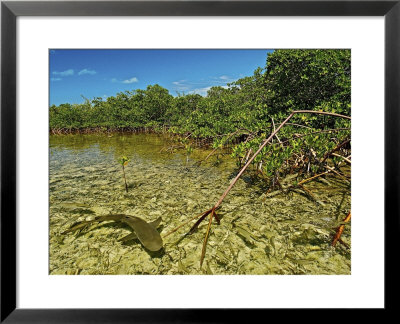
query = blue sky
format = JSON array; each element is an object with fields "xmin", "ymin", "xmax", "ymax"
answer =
[{"xmin": 49, "ymin": 49, "xmax": 272, "ymax": 106}]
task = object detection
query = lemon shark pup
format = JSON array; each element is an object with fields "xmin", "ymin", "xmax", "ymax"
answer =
[{"xmin": 62, "ymin": 214, "xmax": 163, "ymax": 251}]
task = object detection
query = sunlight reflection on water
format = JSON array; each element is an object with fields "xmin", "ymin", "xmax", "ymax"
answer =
[{"xmin": 50, "ymin": 133, "xmax": 351, "ymax": 275}]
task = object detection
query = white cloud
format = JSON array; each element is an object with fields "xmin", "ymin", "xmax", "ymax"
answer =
[
  {"xmin": 78, "ymin": 69, "xmax": 96, "ymax": 75},
  {"xmin": 122, "ymin": 77, "xmax": 139, "ymax": 84},
  {"xmin": 191, "ymin": 85, "xmax": 230, "ymax": 96},
  {"xmin": 52, "ymin": 69, "xmax": 74, "ymax": 76},
  {"xmin": 172, "ymin": 80, "xmax": 190, "ymax": 92},
  {"xmin": 111, "ymin": 78, "xmax": 118, "ymax": 83},
  {"xmin": 173, "ymin": 80, "xmax": 187, "ymax": 85},
  {"xmin": 192, "ymin": 86, "xmax": 212, "ymax": 96},
  {"xmin": 212, "ymin": 75, "xmax": 237, "ymax": 84},
  {"xmin": 50, "ymin": 78, "xmax": 62, "ymax": 82},
  {"xmin": 171, "ymin": 76, "xmax": 236, "ymax": 96}
]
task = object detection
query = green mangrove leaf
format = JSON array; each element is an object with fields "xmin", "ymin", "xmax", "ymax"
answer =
[
  {"xmin": 215, "ymin": 250, "xmax": 230, "ymax": 264},
  {"xmin": 59, "ymin": 202, "xmax": 90, "ymax": 209},
  {"xmin": 235, "ymin": 225, "xmax": 255, "ymax": 243},
  {"xmin": 118, "ymin": 156, "xmax": 130, "ymax": 166},
  {"xmin": 205, "ymin": 261, "xmax": 213, "ymax": 275},
  {"xmin": 178, "ymin": 260, "xmax": 189, "ymax": 273}
]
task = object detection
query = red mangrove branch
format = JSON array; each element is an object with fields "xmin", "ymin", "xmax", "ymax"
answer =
[
  {"xmin": 213, "ymin": 110, "xmax": 351, "ymax": 210},
  {"xmin": 198, "ymin": 110, "xmax": 351, "ymax": 266},
  {"xmin": 332, "ymin": 211, "xmax": 351, "ymax": 246}
]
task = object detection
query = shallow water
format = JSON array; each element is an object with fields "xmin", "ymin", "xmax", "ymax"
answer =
[{"xmin": 50, "ymin": 133, "xmax": 351, "ymax": 275}]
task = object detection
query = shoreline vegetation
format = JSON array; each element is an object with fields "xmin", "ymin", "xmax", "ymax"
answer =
[
  {"xmin": 52, "ymin": 49, "xmax": 351, "ymax": 267},
  {"xmin": 50, "ymin": 49, "xmax": 351, "ymax": 188}
]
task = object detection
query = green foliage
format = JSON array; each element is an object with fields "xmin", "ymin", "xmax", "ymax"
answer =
[
  {"xmin": 50, "ymin": 85, "xmax": 173, "ymax": 130},
  {"xmin": 265, "ymin": 49, "xmax": 350, "ymax": 114},
  {"xmin": 118, "ymin": 156, "xmax": 130, "ymax": 166},
  {"xmin": 50, "ymin": 49, "xmax": 351, "ymax": 186},
  {"xmin": 264, "ymin": 49, "xmax": 351, "ymax": 129}
]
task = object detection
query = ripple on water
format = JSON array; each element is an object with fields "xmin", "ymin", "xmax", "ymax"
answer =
[{"xmin": 50, "ymin": 133, "xmax": 351, "ymax": 275}]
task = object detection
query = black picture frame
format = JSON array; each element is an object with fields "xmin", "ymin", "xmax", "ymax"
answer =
[{"xmin": 1, "ymin": 0, "xmax": 398, "ymax": 322}]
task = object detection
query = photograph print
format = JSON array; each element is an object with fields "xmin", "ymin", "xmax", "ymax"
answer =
[{"xmin": 49, "ymin": 49, "xmax": 351, "ymax": 275}]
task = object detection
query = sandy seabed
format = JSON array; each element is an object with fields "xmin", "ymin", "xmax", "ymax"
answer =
[{"xmin": 50, "ymin": 133, "xmax": 351, "ymax": 275}]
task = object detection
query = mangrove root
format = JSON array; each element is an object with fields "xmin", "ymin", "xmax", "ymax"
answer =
[
  {"xmin": 190, "ymin": 110, "xmax": 351, "ymax": 266},
  {"xmin": 332, "ymin": 211, "xmax": 351, "ymax": 246}
]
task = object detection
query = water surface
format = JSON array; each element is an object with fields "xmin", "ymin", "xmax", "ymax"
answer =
[{"xmin": 50, "ymin": 133, "xmax": 351, "ymax": 275}]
